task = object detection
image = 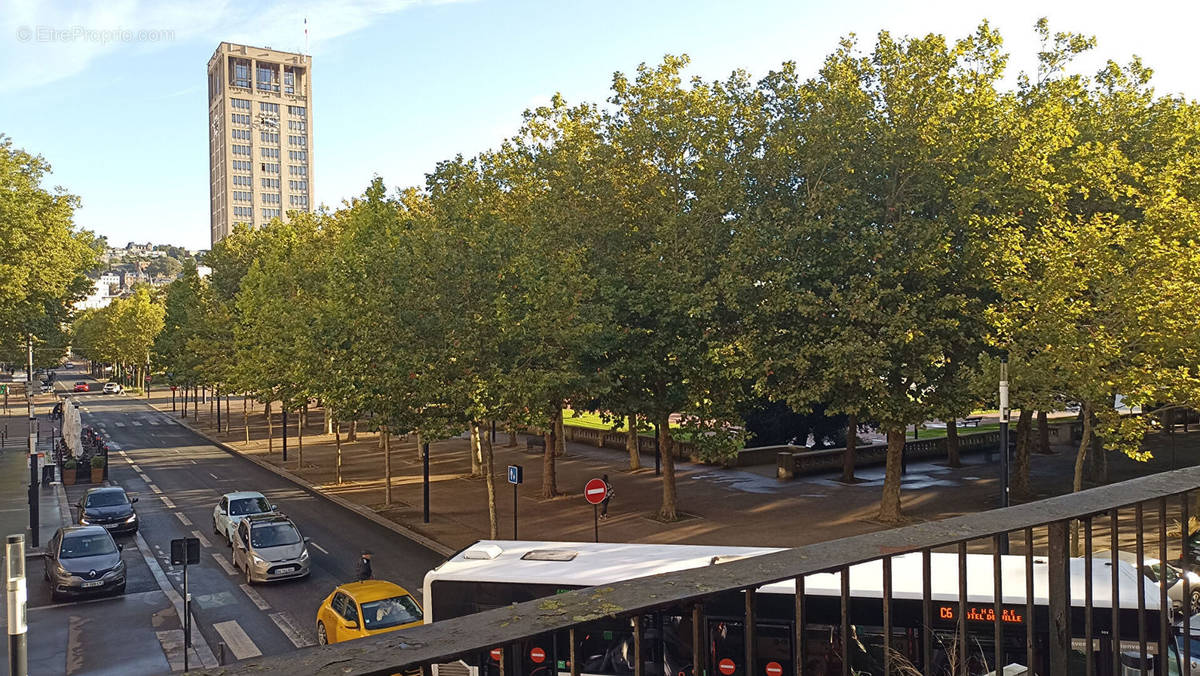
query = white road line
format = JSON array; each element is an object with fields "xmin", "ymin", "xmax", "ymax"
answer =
[
  {"xmin": 269, "ymin": 612, "xmax": 315, "ymax": 648},
  {"xmin": 138, "ymin": 473, "xmax": 150, "ymax": 482},
  {"xmin": 160, "ymin": 496, "xmax": 175, "ymax": 508},
  {"xmin": 239, "ymin": 583, "xmax": 270, "ymax": 610},
  {"xmin": 149, "ymin": 421, "xmax": 159, "ymax": 426},
  {"xmin": 190, "ymin": 530, "xmax": 211, "ymax": 548},
  {"xmin": 132, "ymin": 421, "xmax": 142, "ymax": 426},
  {"xmin": 174, "ymin": 512, "xmax": 192, "ymax": 526},
  {"xmin": 190, "ymin": 460, "xmax": 197, "ymax": 465},
  {"xmin": 118, "ymin": 450, "xmax": 128, "ymax": 457},
  {"xmin": 148, "ymin": 483, "xmax": 163, "ymax": 494},
  {"xmin": 209, "ymin": 473, "xmax": 218, "ymax": 480},
  {"xmin": 310, "ymin": 541, "xmax": 329, "ymax": 555},
  {"xmin": 211, "ymin": 552, "xmax": 237, "ymax": 576},
  {"xmin": 212, "ymin": 620, "xmax": 262, "ymax": 660},
  {"xmin": 129, "ymin": 463, "xmax": 141, "ymax": 472},
  {"xmin": 115, "ymin": 422, "xmax": 125, "ymax": 428}
]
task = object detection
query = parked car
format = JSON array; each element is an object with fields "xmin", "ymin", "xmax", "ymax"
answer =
[
  {"xmin": 43, "ymin": 525, "xmax": 126, "ymax": 601},
  {"xmin": 1096, "ymin": 550, "xmax": 1200, "ymax": 613},
  {"xmin": 102, "ymin": 382, "xmax": 123, "ymax": 394},
  {"xmin": 73, "ymin": 381, "xmax": 88, "ymax": 392},
  {"xmin": 212, "ymin": 491, "xmax": 277, "ymax": 545},
  {"xmin": 76, "ymin": 486, "xmax": 138, "ymax": 535},
  {"xmin": 231, "ymin": 513, "xmax": 311, "ymax": 584},
  {"xmin": 39, "ymin": 383, "xmax": 53, "ymax": 394},
  {"xmin": 315, "ymin": 580, "xmax": 424, "ymax": 645}
]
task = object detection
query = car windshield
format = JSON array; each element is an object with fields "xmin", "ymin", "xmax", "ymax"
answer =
[
  {"xmin": 60, "ymin": 533, "xmax": 118, "ymax": 559},
  {"xmin": 360, "ymin": 595, "xmax": 423, "ymax": 630},
  {"xmin": 229, "ymin": 497, "xmax": 271, "ymax": 516},
  {"xmin": 251, "ymin": 522, "xmax": 300, "ymax": 548},
  {"xmin": 85, "ymin": 492, "xmax": 128, "ymax": 508},
  {"xmin": 1152, "ymin": 563, "xmax": 1180, "ymax": 587}
]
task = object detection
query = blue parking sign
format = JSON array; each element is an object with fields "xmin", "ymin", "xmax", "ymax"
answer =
[{"xmin": 508, "ymin": 465, "xmax": 523, "ymax": 485}]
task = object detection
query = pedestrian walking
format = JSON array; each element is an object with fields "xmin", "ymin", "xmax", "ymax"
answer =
[
  {"xmin": 356, "ymin": 550, "xmax": 373, "ymax": 581},
  {"xmin": 600, "ymin": 474, "xmax": 614, "ymax": 519}
]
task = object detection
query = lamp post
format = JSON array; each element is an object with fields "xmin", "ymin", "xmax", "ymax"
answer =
[{"xmin": 998, "ymin": 355, "xmax": 1011, "ymax": 554}]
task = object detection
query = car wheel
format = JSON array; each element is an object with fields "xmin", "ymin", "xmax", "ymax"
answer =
[
  {"xmin": 316, "ymin": 621, "xmax": 328, "ymax": 645},
  {"xmin": 50, "ymin": 589, "xmax": 61, "ymax": 603},
  {"xmin": 1191, "ymin": 588, "xmax": 1200, "ymax": 614}
]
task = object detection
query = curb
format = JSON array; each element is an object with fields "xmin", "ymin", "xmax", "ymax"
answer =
[{"xmin": 150, "ymin": 404, "xmax": 456, "ymax": 558}]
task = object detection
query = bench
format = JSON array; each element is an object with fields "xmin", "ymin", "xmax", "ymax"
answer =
[
  {"xmin": 526, "ymin": 437, "xmax": 546, "ymax": 452},
  {"xmin": 960, "ymin": 417, "xmax": 983, "ymax": 428}
]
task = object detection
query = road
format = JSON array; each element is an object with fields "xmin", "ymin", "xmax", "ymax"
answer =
[{"xmin": 28, "ymin": 367, "xmax": 445, "ymax": 674}]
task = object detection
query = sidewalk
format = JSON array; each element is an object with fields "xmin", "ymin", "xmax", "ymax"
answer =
[{"xmin": 141, "ymin": 388, "xmax": 1200, "ymax": 554}]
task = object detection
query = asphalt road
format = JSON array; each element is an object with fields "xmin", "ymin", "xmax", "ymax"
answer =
[{"xmin": 35, "ymin": 367, "xmax": 446, "ymax": 674}]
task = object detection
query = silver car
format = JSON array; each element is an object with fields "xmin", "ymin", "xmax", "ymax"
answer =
[
  {"xmin": 231, "ymin": 513, "xmax": 310, "ymax": 584},
  {"xmin": 1097, "ymin": 550, "xmax": 1200, "ymax": 614},
  {"xmin": 43, "ymin": 525, "xmax": 126, "ymax": 602}
]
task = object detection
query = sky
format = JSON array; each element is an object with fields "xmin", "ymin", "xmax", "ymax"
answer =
[{"xmin": 2, "ymin": 0, "xmax": 1198, "ymax": 251}]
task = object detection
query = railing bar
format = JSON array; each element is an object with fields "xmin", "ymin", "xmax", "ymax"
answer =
[
  {"xmin": 745, "ymin": 589, "xmax": 756, "ymax": 676},
  {"xmin": 923, "ymin": 548, "xmax": 932, "ymax": 676},
  {"xmin": 840, "ymin": 565, "xmax": 850, "ymax": 676},
  {"xmin": 992, "ymin": 534, "xmax": 1003, "ymax": 676},
  {"xmin": 883, "ymin": 555, "xmax": 893, "ymax": 676},
  {"xmin": 633, "ymin": 615, "xmax": 643, "ymax": 676},
  {"xmin": 693, "ymin": 605, "xmax": 703, "ymax": 676},
  {"xmin": 499, "ymin": 644, "xmax": 506, "ymax": 676},
  {"xmin": 1137, "ymin": 502, "xmax": 1148, "ymax": 671},
  {"xmin": 1085, "ymin": 516, "xmax": 1095, "ymax": 676},
  {"xmin": 794, "ymin": 577, "xmax": 805, "ymax": 676},
  {"xmin": 957, "ymin": 541, "xmax": 967, "ymax": 676},
  {"xmin": 1025, "ymin": 527, "xmax": 1035, "ymax": 672},
  {"xmin": 569, "ymin": 628, "xmax": 579, "ymax": 676},
  {"xmin": 1113, "ymin": 507, "xmax": 1122, "ymax": 676},
  {"xmin": 1183, "ymin": 491, "xmax": 1192, "ymax": 676},
  {"xmin": 1048, "ymin": 520, "xmax": 1072, "ymax": 674},
  {"xmin": 1158, "ymin": 497, "xmax": 1169, "ymax": 676}
]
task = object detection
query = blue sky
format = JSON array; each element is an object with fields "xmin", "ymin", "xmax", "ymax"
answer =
[{"xmin": 3, "ymin": 0, "xmax": 1198, "ymax": 251}]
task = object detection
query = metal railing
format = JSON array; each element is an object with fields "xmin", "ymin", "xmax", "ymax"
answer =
[{"xmin": 205, "ymin": 465, "xmax": 1200, "ymax": 676}]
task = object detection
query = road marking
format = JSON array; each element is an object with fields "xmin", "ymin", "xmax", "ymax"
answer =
[
  {"xmin": 160, "ymin": 496, "xmax": 175, "ymax": 508},
  {"xmin": 175, "ymin": 512, "xmax": 192, "ymax": 526},
  {"xmin": 209, "ymin": 472, "xmax": 218, "ymax": 480},
  {"xmin": 240, "ymin": 583, "xmax": 270, "ymax": 610},
  {"xmin": 118, "ymin": 450, "xmax": 128, "ymax": 457},
  {"xmin": 213, "ymin": 620, "xmax": 262, "ymax": 660},
  {"xmin": 211, "ymin": 552, "xmax": 237, "ymax": 576},
  {"xmin": 149, "ymin": 421, "xmax": 159, "ymax": 426},
  {"xmin": 132, "ymin": 421, "xmax": 142, "ymax": 426},
  {"xmin": 66, "ymin": 614, "xmax": 84, "ymax": 674},
  {"xmin": 148, "ymin": 483, "xmax": 163, "ymax": 494},
  {"xmin": 310, "ymin": 541, "xmax": 329, "ymax": 555},
  {"xmin": 138, "ymin": 473, "xmax": 150, "ymax": 482},
  {"xmin": 129, "ymin": 463, "xmax": 141, "ymax": 472},
  {"xmin": 270, "ymin": 611, "xmax": 315, "ymax": 648},
  {"xmin": 134, "ymin": 531, "xmax": 219, "ymax": 668},
  {"xmin": 108, "ymin": 443, "xmax": 121, "ymax": 451},
  {"xmin": 190, "ymin": 460, "xmax": 197, "ymax": 465},
  {"xmin": 190, "ymin": 530, "xmax": 211, "ymax": 548},
  {"xmin": 115, "ymin": 422, "xmax": 125, "ymax": 428}
]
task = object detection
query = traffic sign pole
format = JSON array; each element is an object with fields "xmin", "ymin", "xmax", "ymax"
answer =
[
  {"xmin": 583, "ymin": 477, "xmax": 608, "ymax": 543},
  {"xmin": 507, "ymin": 465, "xmax": 523, "ymax": 539},
  {"xmin": 594, "ymin": 504, "xmax": 598, "ymax": 543}
]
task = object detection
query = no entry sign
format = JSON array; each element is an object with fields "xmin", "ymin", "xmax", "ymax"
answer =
[
  {"xmin": 529, "ymin": 647, "xmax": 546, "ymax": 663},
  {"xmin": 765, "ymin": 662, "xmax": 783, "ymax": 676},
  {"xmin": 490, "ymin": 648, "xmax": 503, "ymax": 662},
  {"xmin": 584, "ymin": 478, "xmax": 608, "ymax": 505},
  {"xmin": 718, "ymin": 658, "xmax": 736, "ymax": 675}
]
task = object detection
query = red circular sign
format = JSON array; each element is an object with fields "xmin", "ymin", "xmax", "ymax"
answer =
[
  {"xmin": 584, "ymin": 478, "xmax": 608, "ymax": 505},
  {"xmin": 718, "ymin": 659, "xmax": 736, "ymax": 675},
  {"xmin": 765, "ymin": 662, "xmax": 782, "ymax": 676},
  {"xmin": 530, "ymin": 647, "xmax": 546, "ymax": 664},
  {"xmin": 490, "ymin": 648, "xmax": 502, "ymax": 662}
]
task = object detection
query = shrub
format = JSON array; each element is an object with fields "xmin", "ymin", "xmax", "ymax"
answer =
[{"xmin": 90, "ymin": 456, "xmax": 105, "ymax": 469}]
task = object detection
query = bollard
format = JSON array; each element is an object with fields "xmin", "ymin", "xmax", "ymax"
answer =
[
  {"xmin": 218, "ymin": 641, "xmax": 226, "ymax": 665},
  {"xmin": 7, "ymin": 534, "xmax": 27, "ymax": 676}
]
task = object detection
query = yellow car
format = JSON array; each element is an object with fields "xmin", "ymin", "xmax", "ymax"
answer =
[{"xmin": 316, "ymin": 580, "xmax": 425, "ymax": 645}]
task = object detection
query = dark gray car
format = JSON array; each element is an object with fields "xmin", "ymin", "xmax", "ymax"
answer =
[
  {"xmin": 43, "ymin": 525, "xmax": 126, "ymax": 601},
  {"xmin": 76, "ymin": 486, "xmax": 139, "ymax": 535}
]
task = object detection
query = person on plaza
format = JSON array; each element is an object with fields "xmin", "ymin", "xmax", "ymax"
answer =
[
  {"xmin": 356, "ymin": 550, "xmax": 374, "ymax": 581},
  {"xmin": 600, "ymin": 474, "xmax": 614, "ymax": 520}
]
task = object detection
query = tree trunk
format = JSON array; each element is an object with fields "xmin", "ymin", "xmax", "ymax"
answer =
[
  {"xmin": 243, "ymin": 396, "xmax": 249, "ymax": 444},
  {"xmin": 209, "ymin": 387, "xmax": 214, "ymax": 419},
  {"xmin": 383, "ymin": 427, "xmax": 392, "ymax": 507},
  {"xmin": 626, "ymin": 414, "xmax": 641, "ymax": 471},
  {"xmin": 842, "ymin": 413, "xmax": 858, "ymax": 481},
  {"xmin": 266, "ymin": 401, "xmax": 274, "ymax": 453},
  {"xmin": 416, "ymin": 431, "xmax": 424, "ymax": 460},
  {"xmin": 1037, "ymin": 410, "xmax": 1052, "ymax": 454},
  {"xmin": 334, "ymin": 418, "xmax": 343, "ymax": 484},
  {"xmin": 945, "ymin": 419, "xmax": 961, "ymax": 468},
  {"xmin": 181, "ymin": 386, "xmax": 187, "ymax": 418},
  {"xmin": 542, "ymin": 414, "xmax": 560, "ymax": 498},
  {"xmin": 297, "ymin": 404, "xmax": 304, "ymax": 469},
  {"xmin": 479, "ymin": 422, "xmax": 498, "ymax": 539},
  {"xmin": 348, "ymin": 420, "xmax": 357, "ymax": 442},
  {"xmin": 878, "ymin": 428, "xmax": 906, "ymax": 523},
  {"xmin": 469, "ymin": 425, "xmax": 482, "ymax": 477},
  {"xmin": 1072, "ymin": 404, "xmax": 1093, "ymax": 494},
  {"xmin": 326, "ymin": 408, "xmax": 334, "ymax": 435},
  {"xmin": 554, "ymin": 406, "xmax": 566, "ymax": 457},
  {"xmin": 657, "ymin": 412, "xmax": 678, "ymax": 521},
  {"xmin": 1012, "ymin": 409, "xmax": 1034, "ymax": 498},
  {"xmin": 193, "ymin": 386, "xmax": 198, "ymax": 419},
  {"xmin": 506, "ymin": 425, "xmax": 517, "ymax": 448}
]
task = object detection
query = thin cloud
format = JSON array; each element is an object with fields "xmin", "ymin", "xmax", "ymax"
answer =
[{"xmin": 0, "ymin": 0, "xmax": 461, "ymax": 94}]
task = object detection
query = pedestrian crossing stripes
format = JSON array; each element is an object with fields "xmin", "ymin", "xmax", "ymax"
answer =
[
  {"xmin": 239, "ymin": 584, "xmax": 270, "ymax": 610},
  {"xmin": 269, "ymin": 612, "xmax": 315, "ymax": 648},
  {"xmin": 211, "ymin": 552, "xmax": 237, "ymax": 576},
  {"xmin": 212, "ymin": 620, "xmax": 262, "ymax": 660},
  {"xmin": 114, "ymin": 422, "xmax": 125, "ymax": 428}
]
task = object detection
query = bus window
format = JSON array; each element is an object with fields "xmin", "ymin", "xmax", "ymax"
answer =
[
  {"xmin": 706, "ymin": 619, "xmax": 793, "ymax": 676},
  {"xmin": 573, "ymin": 618, "xmax": 636, "ymax": 675}
]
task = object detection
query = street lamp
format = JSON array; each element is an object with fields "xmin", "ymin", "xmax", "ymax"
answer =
[{"xmin": 998, "ymin": 355, "xmax": 1010, "ymax": 553}]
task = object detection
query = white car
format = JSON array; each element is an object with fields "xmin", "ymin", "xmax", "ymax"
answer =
[
  {"xmin": 212, "ymin": 492, "xmax": 277, "ymax": 545},
  {"xmin": 102, "ymin": 382, "xmax": 123, "ymax": 394}
]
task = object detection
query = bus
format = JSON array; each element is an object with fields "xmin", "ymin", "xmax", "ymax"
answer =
[{"xmin": 424, "ymin": 540, "xmax": 1179, "ymax": 676}]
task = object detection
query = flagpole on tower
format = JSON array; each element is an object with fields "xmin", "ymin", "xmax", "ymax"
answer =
[{"xmin": 304, "ymin": 17, "xmax": 309, "ymax": 57}]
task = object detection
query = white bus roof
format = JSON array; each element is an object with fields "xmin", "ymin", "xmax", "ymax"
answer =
[{"xmin": 425, "ymin": 540, "xmax": 1161, "ymax": 610}]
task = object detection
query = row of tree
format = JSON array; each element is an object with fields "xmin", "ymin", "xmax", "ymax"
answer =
[
  {"xmin": 137, "ymin": 21, "xmax": 1200, "ymax": 527},
  {"xmin": 72, "ymin": 287, "xmax": 165, "ymax": 387}
]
